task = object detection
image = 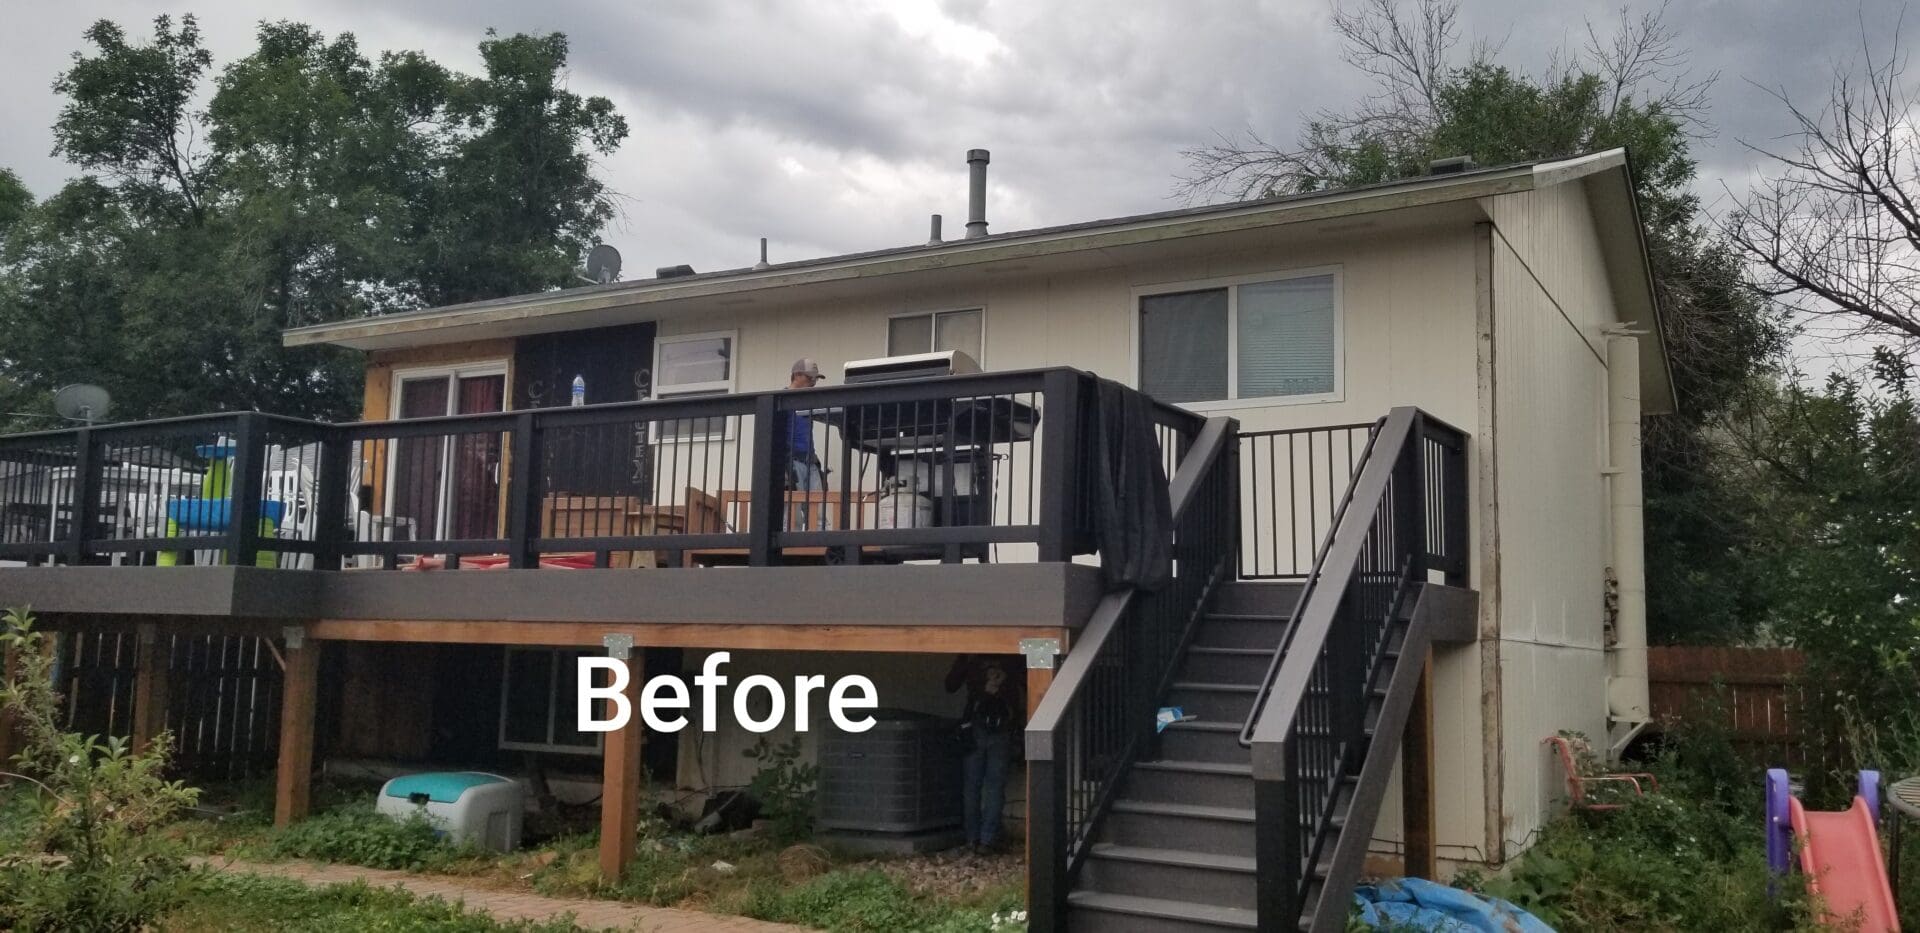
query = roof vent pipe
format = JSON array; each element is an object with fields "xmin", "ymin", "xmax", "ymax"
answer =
[
  {"xmin": 928, "ymin": 214, "xmax": 944, "ymax": 246},
  {"xmin": 753, "ymin": 237, "xmax": 771, "ymax": 271},
  {"xmin": 965, "ymin": 149, "xmax": 990, "ymax": 238}
]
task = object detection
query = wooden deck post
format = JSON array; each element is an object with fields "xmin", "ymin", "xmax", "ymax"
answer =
[
  {"xmin": 599, "ymin": 645, "xmax": 645, "ymax": 881},
  {"xmin": 275, "ymin": 629, "xmax": 321, "ymax": 828},
  {"xmin": 130, "ymin": 624, "xmax": 169, "ymax": 755},
  {"xmin": 1402, "ymin": 648, "xmax": 1437, "ymax": 879}
]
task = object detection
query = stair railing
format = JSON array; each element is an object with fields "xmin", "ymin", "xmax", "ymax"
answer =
[
  {"xmin": 1240, "ymin": 407, "xmax": 1468, "ymax": 932},
  {"xmin": 1026, "ymin": 414, "xmax": 1239, "ymax": 932}
]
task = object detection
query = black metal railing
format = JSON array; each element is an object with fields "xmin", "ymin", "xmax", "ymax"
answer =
[
  {"xmin": 1240, "ymin": 408, "xmax": 1468, "ymax": 932},
  {"xmin": 1236, "ymin": 423, "xmax": 1375, "ymax": 579},
  {"xmin": 1026, "ymin": 413, "xmax": 1237, "ymax": 931},
  {"xmin": 0, "ymin": 368, "xmax": 1119, "ymax": 571},
  {"xmin": 0, "ymin": 412, "xmax": 337, "ymax": 569}
]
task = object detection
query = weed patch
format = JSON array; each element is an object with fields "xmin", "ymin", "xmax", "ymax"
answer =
[
  {"xmin": 161, "ymin": 871, "xmax": 585, "ymax": 932},
  {"xmin": 254, "ymin": 803, "xmax": 473, "ymax": 872}
]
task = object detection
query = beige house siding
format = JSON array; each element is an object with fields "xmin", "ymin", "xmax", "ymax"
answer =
[
  {"xmin": 338, "ymin": 185, "xmax": 1645, "ymax": 868},
  {"xmin": 653, "ymin": 221, "xmax": 1497, "ymax": 861},
  {"xmin": 1483, "ymin": 183, "xmax": 1619, "ymax": 855}
]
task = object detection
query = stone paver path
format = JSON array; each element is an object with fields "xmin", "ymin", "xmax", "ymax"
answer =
[{"xmin": 195, "ymin": 857, "xmax": 806, "ymax": 933}]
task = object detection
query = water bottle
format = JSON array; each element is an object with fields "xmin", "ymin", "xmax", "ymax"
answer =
[{"xmin": 570, "ymin": 375, "xmax": 586, "ymax": 407}]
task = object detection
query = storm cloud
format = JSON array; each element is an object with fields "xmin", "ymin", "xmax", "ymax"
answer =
[{"xmin": 0, "ymin": 0, "xmax": 1906, "ymax": 279}]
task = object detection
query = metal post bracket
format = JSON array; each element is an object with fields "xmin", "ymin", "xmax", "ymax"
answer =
[
  {"xmin": 281, "ymin": 626, "xmax": 306, "ymax": 651},
  {"xmin": 1019, "ymin": 638, "xmax": 1062, "ymax": 670},
  {"xmin": 603, "ymin": 633, "xmax": 634, "ymax": 660}
]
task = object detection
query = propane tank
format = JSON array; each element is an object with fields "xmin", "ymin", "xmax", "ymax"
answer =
[{"xmin": 874, "ymin": 486, "xmax": 933, "ymax": 530}]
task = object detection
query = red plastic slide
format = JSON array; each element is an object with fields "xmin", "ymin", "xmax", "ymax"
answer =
[{"xmin": 1789, "ymin": 795, "xmax": 1900, "ymax": 932}]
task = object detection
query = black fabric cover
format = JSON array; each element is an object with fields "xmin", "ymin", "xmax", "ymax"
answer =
[{"xmin": 1089, "ymin": 377, "xmax": 1173, "ymax": 591}]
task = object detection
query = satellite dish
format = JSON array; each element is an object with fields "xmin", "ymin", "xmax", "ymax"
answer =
[
  {"xmin": 585, "ymin": 244, "xmax": 622, "ymax": 284},
  {"xmin": 53, "ymin": 384, "xmax": 111, "ymax": 425}
]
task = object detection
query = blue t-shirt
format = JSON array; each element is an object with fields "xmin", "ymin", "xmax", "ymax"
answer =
[{"xmin": 787, "ymin": 411, "xmax": 815, "ymax": 461}]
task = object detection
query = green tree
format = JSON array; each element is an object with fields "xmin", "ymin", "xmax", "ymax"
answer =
[
  {"xmin": 0, "ymin": 170, "xmax": 31, "ymax": 237},
  {"xmin": 0, "ymin": 15, "xmax": 626, "ymax": 426},
  {"xmin": 413, "ymin": 30, "xmax": 628, "ymax": 307},
  {"xmin": 1179, "ymin": 0, "xmax": 1785, "ymax": 642},
  {"xmin": 50, "ymin": 16, "xmax": 214, "ymax": 226},
  {"xmin": 1713, "ymin": 355, "xmax": 1920, "ymax": 796}
]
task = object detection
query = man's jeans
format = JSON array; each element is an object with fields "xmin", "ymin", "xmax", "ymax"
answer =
[
  {"xmin": 790, "ymin": 458, "xmax": 826, "ymax": 530},
  {"xmin": 961, "ymin": 728, "xmax": 1011, "ymax": 847}
]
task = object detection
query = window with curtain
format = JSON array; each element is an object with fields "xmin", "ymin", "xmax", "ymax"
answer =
[
  {"xmin": 888, "ymin": 309, "xmax": 983, "ymax": 361},
  {"xmin": 1137, "ymin": 273, "xmax": 1337, "ymax": 404}
]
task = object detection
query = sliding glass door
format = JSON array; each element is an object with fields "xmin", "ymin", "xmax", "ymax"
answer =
[{"xmin": 390, "ymin": 367, "xmax": 506, "ymax": 541}]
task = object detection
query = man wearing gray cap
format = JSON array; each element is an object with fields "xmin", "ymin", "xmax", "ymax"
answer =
[{"xmin": 786, "ymin": 359, "xmax": 827, "ymax": 530}]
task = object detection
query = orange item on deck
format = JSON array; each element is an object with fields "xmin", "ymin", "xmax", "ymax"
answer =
[{"xmin": 1790, "ymin": 795, "xmax": 1900, "ymax": 932}]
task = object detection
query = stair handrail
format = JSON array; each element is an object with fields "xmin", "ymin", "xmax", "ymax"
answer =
[
  {"xmin": 1240, "ymin": 407, "xmax": 1414, "ymax": 751},
  {"xmin": 1235, "ymin": 414, "xmax": 1388, "ymax": 749},
  {"xmin": 1025, "ymin": 414, "xmax": 1239, "ymax": 932},
  {"xmin": 1240, "ymin": 406, "xmax": 1469, "ymax": 932}
]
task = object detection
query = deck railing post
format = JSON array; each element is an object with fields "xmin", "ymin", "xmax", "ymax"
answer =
[
  {"xmin": 506, "ymin": 411, "xmax": 541, "ymax": 569},
  {"xmin": 747, "ymin": 394, "xmax": 785, "ymax": 567},
  {"xmin": 312, "ymin": 428, "xmax": 351, "ymax": 571},
  {"xmin": 1028, "ymin": 731, "xmax": 1069, "ymax": 932},
  {"xmin": 1036, "ymin": 371, "xmax": 1083, "ymax": 562},
  {"xmin": 227, "ymin": 413, "xmax": 265, "ymax": 568},
  {"xmin": 1442, "ymin": 428, "xmax": 1470, "ymax": 587},
  {"xmin": 67, "ymin": 426, "xmax": 101, "ymax": 565},
  {"xmin": 1394, "ymin": 410, "xmax": 1426, "ymax": 582},
  {"xmin": 1255, "ymin": 749, "xmax": 1299, "ymax": 932}
]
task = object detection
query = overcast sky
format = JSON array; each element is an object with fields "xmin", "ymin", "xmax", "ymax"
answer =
[{"xmin": 0, "ymin": 0, "xmax": 1906, "ymax": 285}]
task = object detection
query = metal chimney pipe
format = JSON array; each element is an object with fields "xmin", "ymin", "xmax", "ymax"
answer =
[
  {"xmin": 965, "ymin": 149, "xmax": 990, "ymax": 238},
  {"xmin": 928, "ymin": 214, "xmax": 944, "ymax": 246},
  {"xmin": 753, "ymin": 237, "xmax": 770, "ymax": 271}
]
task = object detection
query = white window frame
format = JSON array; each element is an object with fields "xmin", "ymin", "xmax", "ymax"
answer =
[
  {"xmin": 386, "ymin": 361, "xmax": 510, "ymax": 539},
  {"xmin": 1130, "ymin": 266, "xmax": 1344, "ymax": 412},
  {"xmin": 651, "ymin": 330, "xmax": 738, "ymax": 442},
  {"xmin": 886, "ymin": 307, "xmax": 986, "ymax": 362},
  {"xmin": 498, "ymin": 646, "xmax": 604, "ymax": 756},
  {"xmin": 653, "ymin": 330, "xmax": 737, "ymax": 397}
]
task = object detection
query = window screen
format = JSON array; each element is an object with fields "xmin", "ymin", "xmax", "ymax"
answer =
[
  {"xmin": 888, "ymin": 310, "xmax": 982, "ymax": 360},
  {"xmin": 887, "ymin": 315, "xmax": 934, "ymax": 356},
  {"xmin": 1238, "ymin": 274, "xmax": 1336, "ymax": 398},
  {"xmin": 934, "ymin": 309, "xmax": 983, "ymax": 360},
  {"xmin": 1139, "ymin": 289, "xmax": 1228, "ymax": 404}
]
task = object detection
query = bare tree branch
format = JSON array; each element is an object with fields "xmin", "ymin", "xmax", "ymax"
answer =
[
  {"xmin": 1725, "ymin": 17, "xmax": 1920, "ymax": 354},
  {"xmin": 1584, "ymin": 0, "xmax": 1717, "ymax": 130}
]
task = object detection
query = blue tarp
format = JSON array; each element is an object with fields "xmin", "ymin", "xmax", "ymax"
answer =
[{"xmin": 1352, "ymin": 878, "xmax": 1554, "ymax": 932}]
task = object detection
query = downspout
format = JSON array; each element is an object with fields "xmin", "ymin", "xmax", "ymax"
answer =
[{"xmin": 1604, "ymin": 330, "xmax": 1650, "ymax": 760}]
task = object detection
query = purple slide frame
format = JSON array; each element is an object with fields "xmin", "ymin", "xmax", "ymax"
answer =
[
  {"xmin": 1764, "ymin": 767, "xmax": 1883, "ymax": 898},
  {"xmin": 1766, "ymin": 768, "xmax": 1792, "ymax": 885}
]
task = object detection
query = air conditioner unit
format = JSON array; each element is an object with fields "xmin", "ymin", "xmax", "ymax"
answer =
[
  {"xmin": 815, "ymin": 708, "xmax": 962, "ymax": 833},
  {"xmin": 841, "ymin": 350, "xmax": 981, "ymax": 384}
]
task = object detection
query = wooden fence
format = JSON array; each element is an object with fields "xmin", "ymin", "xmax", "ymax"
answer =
[
  {"xmin": 62, "ymin": 631, "xmax": 282, "ymax": 781},
  {"xmin": 1648, "ymin": 645, "xmax": 1805, "ymax": 765}
]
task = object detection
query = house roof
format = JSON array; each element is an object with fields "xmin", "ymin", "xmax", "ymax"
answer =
[{"xmin": 284, "ymin": 149, "xmax": 1672, "ymax": 411}]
